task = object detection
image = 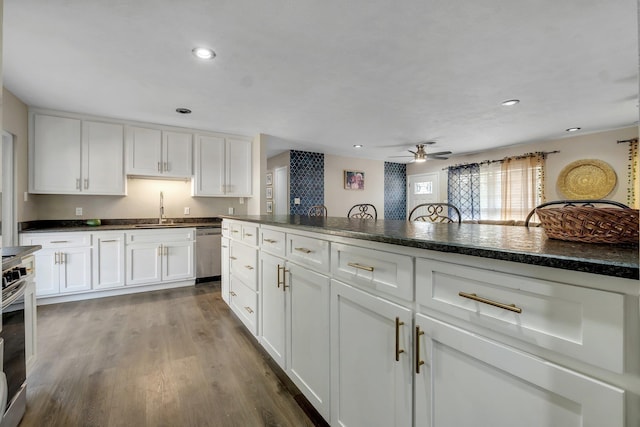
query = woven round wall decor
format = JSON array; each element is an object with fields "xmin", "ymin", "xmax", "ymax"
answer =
[{"xmin": 557, "ymin": 159, "xmax": 617, "ymax": 199}]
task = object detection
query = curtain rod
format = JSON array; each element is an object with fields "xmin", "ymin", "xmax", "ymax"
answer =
[
  {"xmin": 617, "ymin": 138, "xmax": 638, "ymax": 144},
  {"xmin": 443, "ymin": 150, "xmax": 560, "ymax": 170}
]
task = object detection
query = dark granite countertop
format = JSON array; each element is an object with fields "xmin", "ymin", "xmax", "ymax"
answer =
[
  {"xmin": 2, "ymin": 245, "xmax": 42, "ymax": 270},
  {"xmin": 223, "ymin": 215, "xmax": 639, "ymax": 280},
  {"xmin": 19, "ymin": 217, "xmax": 222, "ymax": 233}
]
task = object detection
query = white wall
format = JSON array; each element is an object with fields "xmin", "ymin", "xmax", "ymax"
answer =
[
  {"xmin": 324, "ymin": 154, "xmax": 385, "ymax": 218},
  {"xmin": 407, "ymin": 127, "xmax": 638, "ymax": 205}
]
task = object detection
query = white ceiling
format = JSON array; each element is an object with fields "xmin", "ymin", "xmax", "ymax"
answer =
[{"xmin": 3, "ymin": 0, "xmax": 638, "ymax": 162}]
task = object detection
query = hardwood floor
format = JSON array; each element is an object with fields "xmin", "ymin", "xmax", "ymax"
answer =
[{"xmin": 20, "ymin": 283, "xmax": 325, "ymax": 427}]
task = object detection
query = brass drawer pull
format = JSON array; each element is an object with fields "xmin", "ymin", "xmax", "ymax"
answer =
[
  {"xmin": 395, "ymin": 317, "xmax": 405, "ymax": 361},
  {"xmin": 244, "ymin": 265, "xmax": 254, "ymax": 270},
  {"xmin": 221, "ymin": 245, "xmax": 228, "ymax": 248},
  {"xmin": 244, "ymin": 306, "xmax": 254, "ymax": 314},
  {"xmin": 50, "ymin": 240, "xmax": 69, "ymax": 244},
  {"xmin": 229, "ymin": 256, "xmax": 237, "ymax": 260},
  {"xmin": 230, "ymin": 291, "xmax": 237, "ymax": 297},
  {"xmin": 294, "ymin": 247, "xmax": 312, "ymax": 254},
  {"xmin": 244, "ymin": 233, "xmax": 253, "ymax": 237},
  {"xmin": 415, "ymin": 326, "xmax": 425, "ymax": 374},
  {"xmin": 347, "ymin": 262, "xmax": 374, "ymax": 272},
  {"xmin": 101, "ymin": 239, "xmax": 118, "ymax": 243},
  {"xmin": 232, "ymin": 230, "xmax": 239, "ymax": 233},
  {"xmin": 263, "ymin": 238, "xmax": 277, "ymax": 243},
  {"xmin": 458, "ymin": 291, "xmax": 523, "ymax": 314}
]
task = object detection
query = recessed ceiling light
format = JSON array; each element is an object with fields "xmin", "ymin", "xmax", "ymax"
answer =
[
  {"xmin": 501, "ymin": 99, "xmax": 520, "ymax": 106},
  {"xmin": 176, "ymin": 108, "xmax": 192, "ymax": 114},
  {"xmin": 353, "ymin": 144, "xmax": 363, "ymax": 148},
  {"xmin": 192, "ymin": 47, "xmax": 216, "ymax": 60},
  {"xmin": 566, "ymin": 127, "xmax": 581, "ymax": 132}
]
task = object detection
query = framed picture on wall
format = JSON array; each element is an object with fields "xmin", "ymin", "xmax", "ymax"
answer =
[
  {"xmin": 344, "ymin": 170, "xmax": 365, "ymax": 190},
  {"xmin": 266, "ymin": 201, "xmax": 273, "ymax": 213},
  {"xmin": 266, "ymin": 172, "xmax": 273, "ymax": 186},
  {"xmin": 266, "ymin": 187, "xmax": 273, "ymax": 199}
]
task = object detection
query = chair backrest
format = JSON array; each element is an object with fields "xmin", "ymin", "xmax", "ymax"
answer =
[
  {"xmin": 524, "ymin": 199, "xmax": 630, "ymax": 226},
  {"xmin": 347, "ymin": 204, "xmax": 378, "ymax": 220},
  {"xmin": 308, "ymin": 205, "xmax": 328, "ymax": 217},
  {"xmin": 408, "ymin": 203, "xmax": 461, "ymax": 224}
]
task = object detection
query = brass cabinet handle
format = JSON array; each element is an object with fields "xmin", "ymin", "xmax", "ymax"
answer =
[
  {"xmin": 157, "ymin": 247, "xmax": 162, "ymax": 256},
  {"xmin": 347, "ymin": 262, "xmax": 374, "ymax": 272},
  {"xmin": 294, "ymin": 247, "xmax": 312, "ymax": 254},
  {"xmin": 277, "ymin": 265, "xmax": 283, "ymax": 288},
  {"xmin": 232, "ymin": 230, "xmax": 239, "ymax": 234},
  {"xmin": 229, "ymin": 256, "xmax": 237, "ymax": 260},
  {"xmin": 76, "ymin": 178, "xmax": 81, "ymax": 190},
  {"xmin": 54, "ymin": 252, "xmax": 59, "ymax": 264},
  {"xmin": 244, "ymin": 233, "xmax": 253, "ymax": 237},
  {"xmin": 230, "ymin": 291, "xmax": 237, "ymax": 297},
  {"xmin": 244, "ymin": 306, "xmax": 254, "ymax": 314},
  {"xmin": 415, "ymin": 326, "xmax": 425, "ymax": 374},
  {"xmin": 283, "ymin": 268, "xmax": 290, "ymax": 291},
  {"xmin": 84, "ymin": 178, "xmax": 89, "ymax": 189},
  {"xmin": 222, "ymin": 227, "xmax": 229, "ymax": 231},
  {"xmin": 164, "ymin": 162, "xmax": 168, "ymax": 172},
  {"xmin": 244, "ymin": 265, "xmax": 254, "ymax": 270},
  {"xmin": 221, "ymin": 245, "xmax": 228, "ymax": 248},
  {"xmin": 458, "ymin": 291, "xmax": 523, "ymax": 314},
  {"xmin": 61, "ymin": 252, "xmax": 67, "ymax": 264},
  {"xmin": 158, "ymin": 162, "xmax": 162, "ymax": 172},
  {"xmin": 395, "ymin": 317, "xmax": 405, "ymax": 361},
  {"xmin": 164, "ymin": 246, "xmax": 168, "ymax": 256},
  {"xmin": 263, "ymin": 238, "xmax": 277, "ymax": 243},
  {"xmin": 101, "ymin": 239, "xmax": 118, "ymax": 243},
  {"xmin": 50, "ymin": 240, "xmax": 69, "ymax": 244}
]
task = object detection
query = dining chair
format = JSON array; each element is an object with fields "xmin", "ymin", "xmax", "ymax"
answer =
[
  {"xmin": 308, "ymin": 205, "xmax": 328, "ymax": 217},
  {"xmin": 347, "ymin": 204, "xmax": 378, "ymax": 220},
  {"xmin": 408, "ymin": 203, "xmax": 461, "ymax": 224}
]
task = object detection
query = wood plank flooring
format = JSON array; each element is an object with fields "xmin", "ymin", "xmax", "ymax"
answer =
[{"xmin": 19, "ymin": 283, "xmax": 326, "ymax": 427}]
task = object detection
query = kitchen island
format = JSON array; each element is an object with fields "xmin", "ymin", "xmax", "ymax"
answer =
[{"xmin": 222, "ymin": 215, "xmax": 639, "ymax": 426}]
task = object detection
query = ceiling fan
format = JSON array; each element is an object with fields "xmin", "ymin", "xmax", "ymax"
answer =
[{"xmin": 390, "ymin": 142, "xmax": 452, "ymax": 163}]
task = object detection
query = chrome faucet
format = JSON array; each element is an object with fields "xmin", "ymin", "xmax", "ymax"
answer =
[{"xmin": 159, "ymin": 191, "xmax": 167, "ymax": 224}]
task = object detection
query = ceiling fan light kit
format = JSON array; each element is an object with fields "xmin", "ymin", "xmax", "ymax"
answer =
[{"xmin": 393, "ymin": 143, "xmax": 452, "ymax": 163}]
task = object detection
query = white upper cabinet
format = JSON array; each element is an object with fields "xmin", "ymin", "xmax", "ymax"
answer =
[
  {"xmin": 126, "ymin": 126, "xmax": 192, "ymax": 178},
  {"xmin": 193, "ymin": 135, "xmax": 252, "ymax": 197},
  {"xmin": 30, "ymin": 112, "xmax": 125, "ymax": 195}
]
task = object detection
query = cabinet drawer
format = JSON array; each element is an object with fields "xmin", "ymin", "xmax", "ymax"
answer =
[
  {"xmin": 230, "ymin": 276, "xmax": 257, "ymax": 335},
  {"xmin": 230, "ymin": 241, "xmax": 258, "ymax": 290},
  {"xmin": 21, "ymin": 232, "xmax": 91, "ymax": 248},
  {"xmin": 260, "ymin": 228, "xmax": 286, "ymax": 257},
  {"xmin": 241, "ymin": 224, "xmax": 259, "ymax": 246},
  {"xmin": 221, "ymin": 222, "xmax": 232, "ymax": 238},
  {"xmin": 416, "ymin": 258, "xmax": 625, "ymax": 373},
  {"xmin": 229, "ymin": 222, "xmax": 243, "ymax": 240},
  {"xmin": 286, "ymin": 233, "xmax": 330, "ymax": 273},
  {"xmin": 126, "ymin": 228, "xmax": 195, "ymax": 244},
  {"xmin": 331, "ymin": 243, "xmax": 413, "ymax": 301}
]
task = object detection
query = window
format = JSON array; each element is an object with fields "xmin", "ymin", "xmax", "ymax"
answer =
[{"xmin": 414, "ymin": 181, "xmax": 433, "ymax": 195}]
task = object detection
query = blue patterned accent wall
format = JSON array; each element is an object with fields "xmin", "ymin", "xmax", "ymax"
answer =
[
  {"xmin": 289, "ymin": 150, "xmax": 325, "ymax": 215},
  {"xmin": 384, "ymin": 162, "xmax": 407, "ymax": 220}
]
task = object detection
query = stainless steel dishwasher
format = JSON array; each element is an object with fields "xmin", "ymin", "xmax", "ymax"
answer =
[{"xmin": 196, "ymin": 227, "xmax": 222, "ymax": 282}]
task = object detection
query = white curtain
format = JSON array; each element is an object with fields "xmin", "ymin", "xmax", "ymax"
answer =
[
  {"xmin": 500, "ymin": 156, "xmax": 542, "ymax": 221},
  {"xmin": 479, "ymin": 162, "xmax": 502, "ymax": 220}
]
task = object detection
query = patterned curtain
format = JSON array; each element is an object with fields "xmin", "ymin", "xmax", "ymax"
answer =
[
  {"xmin": 628, "ymin": 139, "xmax": 639, "ymax": 208},
  {"xmin": 447, "ymin": 163, "xmax": 480, "ymax": 220}
]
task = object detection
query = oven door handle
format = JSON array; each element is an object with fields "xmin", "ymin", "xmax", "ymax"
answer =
[{"xmin": 2, "ymin": 280, "xmax": 27, "ymax": 309}]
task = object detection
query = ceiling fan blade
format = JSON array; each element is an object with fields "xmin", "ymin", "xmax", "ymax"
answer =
[
  {"xmin": 428, "ymin": 155, "xmax": 449, "ymax": 160},
  {"xmin": 389, "ymin": 155, "xmax": 414, "ymax": 158},
  {"xmin": 418, "ymin": 141, "xmax": 437, "ymax": 146},
  {"xmin": 427, "ymin": 151, "xmax": 452, "ymax": 156}
]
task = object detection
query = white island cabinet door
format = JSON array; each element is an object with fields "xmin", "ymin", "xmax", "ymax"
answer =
[
  {"xmin": 286, "ymin": 262, "xmax": 331, "ymax": 421},
  {"xmin": 31, "ymin": 113, "xmax": 82, "ymax": 193},
  {"xmin": 59, "ymin": 246, "xmax": 92, "ymax": 294},
  {"xmin": 33, "ymin": 248, "xmax": 60, "ymax": 296},
  {"xmin": 260, "ymin": 251, "xmax": 286, "ymax": 369},
  {"xmin": 330, "ymin": 279, "xmax": 412, "ymax": 427},
  {"xmin": 414, "ymin": 313, "xmax": 625, "ymax": 427}
]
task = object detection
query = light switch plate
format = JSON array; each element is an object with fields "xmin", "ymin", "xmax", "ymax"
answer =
[
  {"xmin": 294, "ymin": 198, "xmax": 301, "ymax": 205},
  {"xmin": 75, "ymin": 207, "xmax": 83, "ymax": 216},
  {"xmin": 228, "ymin": 207, "xmax": 234, "ymax": 215},
  {"xmin": 184, "ymin": 207, "xmax": 190, "ymax": 215}
]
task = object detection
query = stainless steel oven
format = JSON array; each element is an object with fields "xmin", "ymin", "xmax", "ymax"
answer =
[{"xmin": 1, "ymin": 259, "xmax": 32, "ymax": 427}]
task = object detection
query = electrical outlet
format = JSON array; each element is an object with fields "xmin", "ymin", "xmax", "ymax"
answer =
[
  {"xmin": 294, "ymin": 198, "xmax": 301, "ymax": 205},
  {"xmin": 184, "ymin": 207, "xmax": 190, "ymax": 215},
  {"xmin": 75, "ymin": 207, "xmax": 83, "ymax": 216},
  {"xmin": 228, "ymin": 207, "xmax": 234, "ymax": 215},
  {"xmin": 239, "ymin": 197, "xmax": 244, "ymax": 205}
]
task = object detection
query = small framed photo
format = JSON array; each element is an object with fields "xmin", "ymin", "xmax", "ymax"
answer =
[
  {"xmin": 344, "ymin": 170, "xmax": 365, "ymax": 190},
  {"xmin": 266, "ymin": 201, "xmax": 273, "ymax": 213},
  {"xmin": 266, "ymin": 187, "xmax": 273, "ymax": 199},
  {"xmin": 266, "ymin": 172, "xmax": 273, "ymax": 186}
]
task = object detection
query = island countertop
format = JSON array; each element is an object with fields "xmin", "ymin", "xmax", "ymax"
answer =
[{"xmin": 222, "ymin": 215, "xmax": 639, "ymax": 280}]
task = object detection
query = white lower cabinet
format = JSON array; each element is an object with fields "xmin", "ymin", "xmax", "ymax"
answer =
[
  {"xmin": 414, "ymin": 313, "xmax": 625, "ymax": 427},
  {"xmin": 221, "ymin": 237, "xmax": 230, "ymax": 304},
  {"xmin": 93, "ymin": 232, "xmax": 125, "ymax": 290},
  {"xmin": 286, "ymin": 262, "xmax": 331, "ymax": 421},
  {"xmin": 259, "ymin": 251, "xmax": 286, "ymax": 369},
  {"xmin": 33, "ymin": 246, "xmax": 92, "ymax": 296},
  {"xmin": 125, "ymin": 242, "xmax": 162, "ymax": 285},
  {"xmin": 330, "ymin": 279, "xmax": 412, "ymax": 427},
  {"xmin": 125, "ymin": 233, "xmax": 194, "ymax": 286}
]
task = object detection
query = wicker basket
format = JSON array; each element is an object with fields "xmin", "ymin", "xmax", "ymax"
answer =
[{"xmin": 536, "ymin": 207, "xmax": 639, "ymax": 244}]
